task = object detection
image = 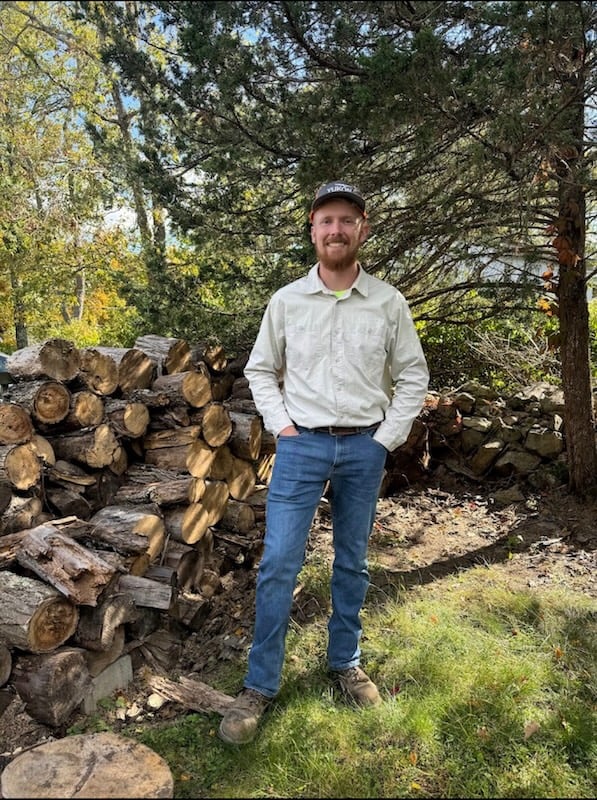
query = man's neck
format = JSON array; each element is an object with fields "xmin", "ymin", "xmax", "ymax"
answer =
[{"xmin": 317, "ymin": 263, "xmax": 359, "ymax": 291}]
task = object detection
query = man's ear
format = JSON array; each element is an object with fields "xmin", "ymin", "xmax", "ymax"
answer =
[{"xmin": 359, "ymin": 221, "xmax": 370, "ymax": 243}]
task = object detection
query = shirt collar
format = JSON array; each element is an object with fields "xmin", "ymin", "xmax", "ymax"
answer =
[{"xmin": 305, "ymin": 263, "xmax": 370, "ymax": 297}]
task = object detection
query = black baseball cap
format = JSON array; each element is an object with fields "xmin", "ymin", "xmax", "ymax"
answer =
[{"xmin": 310, "ymin": 181, "xmax": 367, "ymax": 217}]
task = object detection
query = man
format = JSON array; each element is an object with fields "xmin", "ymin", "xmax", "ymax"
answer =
[{"xmin": 219, "ymin": 181, "xmax": 429, "ymax": 745}]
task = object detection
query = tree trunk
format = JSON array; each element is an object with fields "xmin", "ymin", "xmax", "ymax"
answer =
[{"xmin": 553, "ymin": 82, "xmax": 597, "ymax": 498}]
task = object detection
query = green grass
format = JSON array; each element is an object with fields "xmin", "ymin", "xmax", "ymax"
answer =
[{"xmin": 127, "ymin": 565, "xmax": 596, "ymax": 798}]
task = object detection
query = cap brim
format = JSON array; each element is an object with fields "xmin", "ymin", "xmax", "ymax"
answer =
[{"xmin": 311, "ymin": 192, "xmax": 366, "ymax": 214}]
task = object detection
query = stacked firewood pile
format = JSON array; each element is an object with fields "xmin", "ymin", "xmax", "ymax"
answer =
[{"xmin": 0, "ymin": 335, "xmax": 276, "ymax": 727}]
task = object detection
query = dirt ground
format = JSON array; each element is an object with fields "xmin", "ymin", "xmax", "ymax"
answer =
[{"xmin": 1, "ymin": 469, "xmax": 596, "ymax": 763}]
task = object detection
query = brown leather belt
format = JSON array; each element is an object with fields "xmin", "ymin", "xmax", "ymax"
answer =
[{"xmin": 310, "ymin": 425, "xmax": 378, "ymax": 436}]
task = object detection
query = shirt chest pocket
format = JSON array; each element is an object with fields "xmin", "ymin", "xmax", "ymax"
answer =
[
  {"xmin": 286, "ymin": 322, "xmax": 324, "ymax": 371},
  {"xmin": 343, "ymin": 319, "xmax": 387, "ymax": 378}
]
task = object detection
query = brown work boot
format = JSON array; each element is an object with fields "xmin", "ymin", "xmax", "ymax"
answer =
[
  {"xmin": 218, "ymin": 688, "xmax": 271, "ymax": 745},
  {"xmin": 334, "ymin": 666, "xmax": 382, "ymax": 707}
]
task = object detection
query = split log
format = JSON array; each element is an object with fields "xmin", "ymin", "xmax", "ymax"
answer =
[
  {"xmin": 227, "ymin": 409, "xmax": 263, "ymax": 460},
  {"xmin": 143, "ymin": 424, "xmax": 202, "ymax": 451},
  {"xmin": 78, "ymin": 347, "xmax": 119, "ymax": 395},
  {"xmin": 162, "ymin": 504, "xmax": 211, "ymax": 546},
  {"xmin": 256, "ymin": 453, "xmax": 276, "ymax": 484},
  {"xmin": 189, "ymin": 402, "xmax": 232, "ymax": 447},
  {"xmin": 146, "ymin": 672, "xmax": 234, "ymax": 715},
  {"xmin": 190, "ymin": 341, "xmax": 227, "ymax": 373},
  {"xmin": 0, "ymin": 401, "xmax": 34, "ymax": 445},
  {"xmin": 55, "ymin": 390, "xmax": 105, "ymax": 432},
  {"xmin": 104, "ymin": 398, "xmax": 150, "ymax": 438},
  {"xmin": 0, "ymin": 570, "xmax": 79, "ymax": 653},
  {"xmin": 47, "ymin": 423, "xmax": 120, "ymax": 469},
  {"xmin": 5, "ymin": 380, "xmax": 71, "ymax": 425},
  {"xmin": 30, "ymin": 433, "xmax": 56, "ymax": 465},
  {"xmin": 226, "ymin": 453, "xmax": 258, "ymax": 501},
  {"xmin": 186, "ymin": 438, "xmax": 217, "ymax": 478},
  {"xmin": 113, "ymin": 473, "xmax": 203, "ymax": 506},
  {"xmin": 135, "ymin": 333, "xmax": 192, "ymax": 374},
  {"xmin": 46, "ymin": 459, "xmax": 97, "ymax": 492},
  {"xmin": 93, "ymin": 346, "xmax": 155, "ymax": 392},
  {"xmin": 84, "ymin": 624, "xmax": 126, "ymax": 678},
  {"xmin": 46, "ymin": 486, "xmax": 93, "ymax": 518},
  {"xmin": 74, "ymin": 593, "xmax": 138, "ymax": 652},
  {"xmin": 116, "ymin": 574, "xmax": 174, "ymax": 611},
  {"xmin": 89, "ymin": 504, "xmax": 165, "ymax": 564},
  {"xmin": 217, "ymin": 498, "xmax": 256, "ymax": 534},
  {"xmin": 162, "ymin": 535, "xmax": 212, "ymax": 593},
  {"xmin": 11, "ymin": 647, "xmax": 91, "ymax": 727},
  {"xmin": 6, "ymin": 338, "xmax": 80, "ymax": 382},
  {"xmin": 16, "ymin": 526, "xmax": 116, "ymax": 606},
  {"xmin": 0, "ymin": 442, "xmax": 41, "ymax": 490},
  {"xmin": 129, "ymin": 629, "xmax": 182, "ymax": 675},
  {"xmin": 151, "ymin": 370, "xmax": 212, "ymax": 408},
  {"xmin": 0, "ymin": 643, "xmax": 12, "ymax": 687},
  {"xmin": 0, "ymin": 494, "xmax": 44, "ymax": 534},
  {"xmin": 145, "ymin": 403, "xmax": 191, "ymax": 430},
  {"xmin": 0, "ymin": 731, "xmax": 174, "ymax": 798}
]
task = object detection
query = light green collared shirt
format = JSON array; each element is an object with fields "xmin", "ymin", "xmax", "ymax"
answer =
[{"xmin": 244, "ymin": 264, "xmax": 429, "ymax": 452}]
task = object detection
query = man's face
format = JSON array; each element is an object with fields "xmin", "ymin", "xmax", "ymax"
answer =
[{"xmin": 310, "ymin": 199, "xmax": 369, "ymax": 271}]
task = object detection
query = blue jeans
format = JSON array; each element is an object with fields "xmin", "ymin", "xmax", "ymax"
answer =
[{"xmin": 244, "ymin": 426, "xmax": 388, "ymax": 698}]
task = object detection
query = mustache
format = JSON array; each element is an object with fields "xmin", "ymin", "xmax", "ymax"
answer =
[{"xmin": 325, "ymin": 237, "xmax": 349, "ymax": 244}]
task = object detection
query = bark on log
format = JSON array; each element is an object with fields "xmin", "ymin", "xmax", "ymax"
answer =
[
  {"xmin": 0, "ymin": 731, "xmax": 174, "ymax": 798},
  {"xmin": 45, "ymin": 486, "xmax": 93, "ymax": 519},
  {"xmin": 52, "ymin": 390, "xmax": 105, "ymax": 432},
  {"xmin": 5, "ymin": 380, "xmax": 71, "ymax": 425},
  {"xmin": 74, "ymin": 593, "xmax": 138, "ymax": 652},
  {"xmin": 227, "ymin": 410, "xmax": 263, "ymax": 460},
  {"xmin": 162, "ymin": 536, "xmax": 212, "ymax": 593},
  {"xmin": 113, "ymin": 473, "xmax": 203, "ymax": 506},
  {"xmin": 0, "ymin": 442, "xmax": 41, "ymax": 490},
  {"xmin": 6, "ymin": 338, "xmax": 80, "ymax": 382},
  {"xmin": 190, "ymin": 341, "xmax": 227, "ymax": 373},
  {"xmin": 16, "ymin": 526, "xmax": 116, "ymax": 606},
  {"xmin": 93, "ymin": 346, "xmax": 155, "ymax": 392},
  {"xmin": 11, "ymin": 647, "xmax": 91, "ymax": 727},
  {"xmin": 0, "ymin": 494, "xmax": 44, "ymax": 534},
  {"xmin": 47, "ymin": 423, "xmax": 120, "ymax": 469},
  {"xmin": 143, "ymin": 425, "xmax": 202, "ymax": 451},
  {"xmin": 115, "ymin": 574, "xmax": 174, "ymax": 611},
  {"xmin": 78, "ymin": 347, "xmax": 120, "ymax": 395},
  {"xmin": 0, "ymin": 570, "xmax": 79, "ymax": 653},
  {"xmin": 104, "ymin": 398, "xmax": 150, "ymax": 438},
  {"xmin": 146, "ymin": 672, "xmax": 234, "ymax": 715},
  {"xmin": 151, "ymin": 370, "xmax": 212, "ymax": 408},
  {"xmin": 189, "ymin": 402, "xmax": 232, "ymax": 447},
  {"xmin": 89, "ymin": 503, "xmax": 165, "ymax": 564},
  {"xmin": 0, "ymin": 643, "xmax": 12, "ymax": 687},
  {"xmin": 217, "ymin": 498, "xmax": 256, "ymax": 534},
  {"xmin": 0, "ymin": 401, "xmax": 34, "ymax": 445},
  {"xmin": 135, "ymin": 334, "xmax": 192, "ymax": 374}
]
